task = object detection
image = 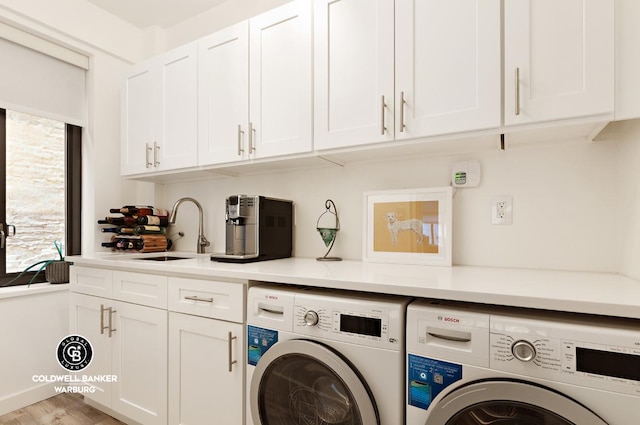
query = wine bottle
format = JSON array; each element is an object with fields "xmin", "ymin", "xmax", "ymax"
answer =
[
  {"xmin": 132, "ymin": 225, "xmax": 164, "ymax": 235},
  {"xmin": 101, "ymin": 227, "xmax": 134, "ymax": 234},
  {"xmin": 137, "ymin": 214, "xmax": 169, "ymax": 227},
  {"xmin": 98, "ymin": 216, "xmax": 137, "ymax": 226},
  {"xmin": 101, "ymin": 241, "xmax": 118, "ymax": 248},
  {"xmin": 110, "ymin": 206, "xmax": 169, "ymax": 216},
  {"xmin": 109, "ymin": 205, "xmax": 154, "ymax": 215}
]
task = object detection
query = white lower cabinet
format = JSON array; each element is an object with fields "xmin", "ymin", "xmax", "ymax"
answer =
[
  {"xmin": 168, "ymin": 312, "xmax": 244, "ymax": 425},
  {"xmin": 69, "ymin": 293, "xmax": 168, "ymax": 425},
  {"xmin": 111, "ymin": 301, "xmax": 168, "ymax": 424},
  {"xmin": 70, "ymin": 266, "xmax": 246, "ymax": 425},
  {"xmin": 168, "ymin": 276, "xmax": 246, "ymax": 425},
  {"xmin": 69, "ymin": 293, "xmax": 113, "ymax": 407}
]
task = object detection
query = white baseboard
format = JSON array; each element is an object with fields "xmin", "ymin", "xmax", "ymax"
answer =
[
  {"xmin": 0, "ymin": 383, "xmax": 57, "ymax": 416},
  {"xmin": 84, "ymin": 398, "xmax": 142, "ymax": 425}
]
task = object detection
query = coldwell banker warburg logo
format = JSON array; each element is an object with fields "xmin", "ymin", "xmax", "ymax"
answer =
[
  {"xmin": 32, "ymin": 334, "xmax": 117, "ymax": 394},
  {"xmin": 57, "ymin": 335, "xmax": 93, "ymax": 371}
]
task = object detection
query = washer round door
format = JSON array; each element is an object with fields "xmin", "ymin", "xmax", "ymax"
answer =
[
  {"xmin": 250, "ymin": 339, "xmax": 379, "ymax": 425},
  {"xmin": 424, "ymin": 380, "xmax": 609, "ymax": 425}
]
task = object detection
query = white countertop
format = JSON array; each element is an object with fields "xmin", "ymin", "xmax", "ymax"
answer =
[{"xmin": 67, "ymin": 252, "xmax": 640, "ymax": 320}]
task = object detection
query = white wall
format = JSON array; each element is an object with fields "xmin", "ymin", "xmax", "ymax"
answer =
[
  {"xmin": 0, "ymin": 288, "xmax": 69, "ymax": 416},
  {"xmin": 159, "ymin": 138, "xmax": 622, "ymax": 273},
  {"xmin": 163, "ymin": 0, "xmax": 292, "ymax": 51},
  {"xmin": 616, "ymin": 120, "xmax": 640, "ymax": 279},
  {"xmin": 0, "ymin": 0, "xmax": 147, "ymax": 63},
  {"xmin": 83, "ymin": 53, "xmax": 137, "ymax": 254}
]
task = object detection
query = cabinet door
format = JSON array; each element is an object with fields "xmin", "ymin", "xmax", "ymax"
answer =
[
  {"xmin": 157, "ymin": 43, "xmax": 198, "ymax": 171},
  {"xmin": 504, "ymin": 0, "xmax": 614, "ymax": 125},
  {"xmin": 615, "ymin": 0, "xmax": 640, "ymax": 120},
  {"xmin": 111, "ymin": 301, "xmax": 167, "ymax": 425},
  {"xmin": 121, "ymin": 58, "xmax": 156, "ymax": 175},
  {"xmin": 69, "ymin": 293, "xmax": 112, "ymax": 407},
  {"xmin": 249, "ymin": 0, "xmax": 313, "ymax": 158},
  {"xmin": 314, "ymin": 0, "xmax": 394, "ymax": 149},
  {"xmin": 198, "ymin": 22, "xmax": 250, "ymax": 165},
  {"xmin": 395, "ymin": 0, "xmax": 500, "ymax": 138},
  {"xmin": 168, "ymin": 312, "xmax": 244, "ymax": 425}
]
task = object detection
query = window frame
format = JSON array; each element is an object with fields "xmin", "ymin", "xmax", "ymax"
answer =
[{"xmin": 0, "ymin": 107, "xmax": 82, "ymax": 286}]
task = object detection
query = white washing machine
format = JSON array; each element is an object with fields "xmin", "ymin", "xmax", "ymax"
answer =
[
  {"xmin": 406, "ymin": 299, "xmax": 640, "ymax": 425},
  {"xmin": 246, "ymin": 284, "xmax": 410, "ymax": 425}
]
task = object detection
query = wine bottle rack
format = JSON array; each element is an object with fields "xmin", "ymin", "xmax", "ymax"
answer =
[{"xmin": 98, "ymin": 205, "xmax": 171, "ymax": 253}]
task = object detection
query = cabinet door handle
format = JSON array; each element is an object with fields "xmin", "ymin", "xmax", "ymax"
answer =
[
  {"xmin": 515, "ymin": 67, "xmax": 521, "ymax": 116},
  {"xmin": 249, "ymin": 122, "xmax": 256, "ymax": 153},
  {"xmin": 237, "ymin": 125, "xmax": 245, "ymax": 156},
  {"xmin": 153, "ymin": 142, "xmax": 160, "ymax": 167},
  {"xmin": 399, "ymin": 91, "xmax": 406, "ymax": 133},
  {"xmin": 380, "ymin": 95, "xmax": 387, "ymax": 135},
  {"xmin": 184, "ymin": 295, "xmax": 214, "ymax": 303},
  {"xmin": 100, "ymin": 304, "xmax": 109, "ymax": 335},
  {"xmin": 108, "ymin": 307, "xmax": 117, "ymax": 338},
  {"xmin": 145, "ymin": 144, "xmax": 153, "ymax": 168},
  {"xmin": 228, "ymin": 331, "xmax": 237, "ymax": 372}
]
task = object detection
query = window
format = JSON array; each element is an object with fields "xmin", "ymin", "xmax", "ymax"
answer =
[{"xmin": 0, "ymin": 108, "xmax": 81, "ymax": 286}]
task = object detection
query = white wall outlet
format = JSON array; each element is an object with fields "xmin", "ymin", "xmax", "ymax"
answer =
[{"xmin": 491, "ymin": 196, "xmax": 513, "ymax": 225}]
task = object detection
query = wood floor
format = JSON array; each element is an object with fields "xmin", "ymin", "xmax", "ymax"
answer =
[{"xmin": 0, "ymin": 394, "xmax": 124, "ymax": 425}]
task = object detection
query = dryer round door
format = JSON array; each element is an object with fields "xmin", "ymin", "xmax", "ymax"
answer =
[
  {"xmin": 250, "ymin": 339, "xmax": 379, "ymax": 425},
  {"xmin": 424, "ymin": 380, "xmax": 608, "ymax": 425}
]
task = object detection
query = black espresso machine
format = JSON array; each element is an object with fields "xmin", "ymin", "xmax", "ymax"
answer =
[{"xmin": 210, "ymin": 195, "xmax": 293, "ymax": 263}]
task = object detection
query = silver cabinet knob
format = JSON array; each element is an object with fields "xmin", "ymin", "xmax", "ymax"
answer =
[
  {"xmin": 304, "ymin": 310, "xmax": 319, "ymax": 326},
  {"xmin": 512, "ymin": 340, "xmax": 536, "ymax": 362}
]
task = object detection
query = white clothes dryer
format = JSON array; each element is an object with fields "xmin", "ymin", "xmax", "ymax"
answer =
[
  {"xmin": 406, "ymin": 299, "xmax": 640, "ymax": 425},
  {"xmin": 246, "ymin": 284, "xmax": 409, "ymax": 425}
]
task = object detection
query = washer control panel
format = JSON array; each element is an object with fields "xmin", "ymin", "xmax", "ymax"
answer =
[
  {"xmin": 491, "ymin": 314, "xmax": 640, "ymax": 396},
  {"xmin": 292, "ymin": 291, "xmax": 407, "ymax": 351}
]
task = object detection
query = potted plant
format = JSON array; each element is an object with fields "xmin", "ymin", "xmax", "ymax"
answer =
[{"xmin": 44, "ymin": 241, "xmax": 70, "ymax": 284}]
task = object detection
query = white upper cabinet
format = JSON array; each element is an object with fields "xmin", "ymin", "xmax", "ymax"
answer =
[
  {"xmin": 614, "ymin": 0, "xmax": 640, "ymax": 120},
  {"xmin": 121, "ymin": 43, "xmax": 198, "ymax": 176},
  {"xmin": 395, "ymin": 0, "xmax": 501, "ymax": 139},
  {"xmin": 121, "ymin": 59, "xmax": 155, "ymax": 175},
  {"xmin": 198, "ymin": 22, "xmax": 250, "ymax": 165},
  {"xmin": 157, "ymin": 44, "xmax": 198, "ymax": 171},
  {"xmin": 199, "ymin": 0, "xmax": 312, "ymax": 166},
  {"xmin": 504, "ymin": 0, "xmax": 614, "ymax": 126},
  {"xmin": 314, "ymin": 0, "xmax": 395, "ymax": 150},
  {"xmin": 250, "ymin": 0, "xmax": 313, "ymax": 159},
  {"xmin": 314, "ymin": 0, "xmax": 499, "ymax": 150}
]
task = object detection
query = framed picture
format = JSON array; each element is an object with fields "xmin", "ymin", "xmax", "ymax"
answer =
[{"xmin": 363, "ymin": 187, "xmax": 452, "ymax": 266}]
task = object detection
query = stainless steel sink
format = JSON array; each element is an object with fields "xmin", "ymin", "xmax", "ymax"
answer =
[{"xmin": 136, "ymin": 255, "xmax": 193, "ymax": 262}]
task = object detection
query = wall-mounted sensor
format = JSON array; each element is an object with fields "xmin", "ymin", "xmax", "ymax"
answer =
[{"xmin": 451, "ymin": 160, "xmax": 481, "ymax": 188}]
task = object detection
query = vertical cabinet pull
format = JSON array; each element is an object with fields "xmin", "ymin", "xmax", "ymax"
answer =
[
  {"xmin": 153, "ymin": 142, "xmax": 160, "ymax": 167},
  {"xmin": 100, "ymin": 305, "xmax": 116, "ymax": 337},
  {"xmin": 100, "ymin": 304, "xmax": 108, "ymax": 335},
  {"xmin": 228, "ymin": 331, "xmax": 237, "ymax": 372},
  {"xmin": 399, "ymin": 91, "xmax": 406, "ymax": 133},
  {"xmin": 249, "ymin": 122, "xmax": 256, "ymax": 153},
  {"xmin": 108, "ymin": 307, "xmax": 117, "ymax": 338},
  {"xmin": 237, "ymin": 125, "xmax": 245, "ymax": 156},
  {"xmin": 380, "ymin": 95, "xmax": 387, "ymax": 135},
  {"xmin": 515, "ymin": 68, "xmax": 521, "ymax": 116},
  {"xmin": 145, "ymin": 143, "xmax": 153, "ymax": 168}
]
